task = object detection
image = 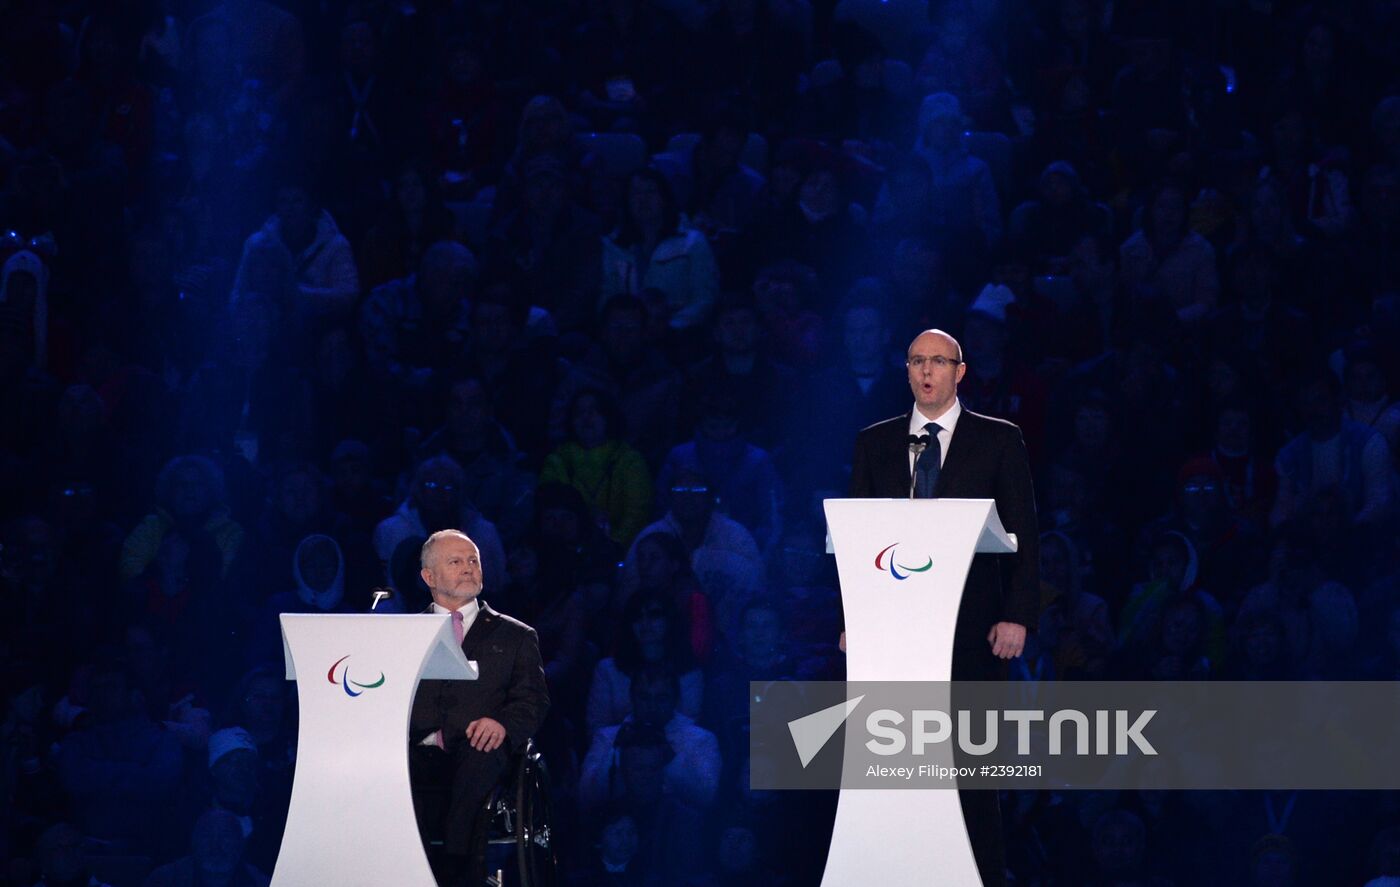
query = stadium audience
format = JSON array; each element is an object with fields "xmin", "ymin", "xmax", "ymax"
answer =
[{"xmin": 1, "ymin": 1, "xmax": 1398, "ymax": 883}]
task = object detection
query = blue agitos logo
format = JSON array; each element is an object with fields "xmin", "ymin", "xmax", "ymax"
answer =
[
  {"xmin": 874, "ymin": 543, "xmax": 932, "ymax": 580},
  {"xmin": 327, "ymin": 655, "xmax": 386, "ymax": 697}
]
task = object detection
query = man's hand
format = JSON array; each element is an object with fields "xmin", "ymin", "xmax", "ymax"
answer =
[
  {"xmin": 987, "ymin": 622, "xmax": 1027, "ymax": 659},
  {"xmin": 838, "ymin": 631, "xmax": 846, "ymax": 653},
  {"xmin": 465, "ymin": 717, "xmax": 507, "ymax": 753}
]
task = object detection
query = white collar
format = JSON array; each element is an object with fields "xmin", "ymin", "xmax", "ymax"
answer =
[
  {"xmin": 432, "ymin": 598, "xmax": 481, "ymax": 636},
  {"xmin": 909, "ymin": 398, "xmax": 962, "ymax": 436}
]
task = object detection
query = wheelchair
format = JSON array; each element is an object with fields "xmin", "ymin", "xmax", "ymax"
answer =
[
  {"xmin": 482, "ymin": 739, "xmax": 557, "ymax": 887},
  {"xmin": 419, "ymin": 739, "xmax": 557, "ymax": 887}
]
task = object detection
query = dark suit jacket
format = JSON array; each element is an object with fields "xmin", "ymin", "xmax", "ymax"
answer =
[
  {"xmin": 849, "ymin": 407, "xmax": 1041, "ymax": 668},
  {"xmin": 409, "ymin": 600, "xmax": 550, "ymax": 752}
]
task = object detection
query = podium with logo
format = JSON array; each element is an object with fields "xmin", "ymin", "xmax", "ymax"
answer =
[
  {"xmin": 271, "ymin": 614, "xmax": 477, "ymax": 887},
  {"xmin": 822, "ymin": 499, "xmax": 1017, "ymax": 887}
]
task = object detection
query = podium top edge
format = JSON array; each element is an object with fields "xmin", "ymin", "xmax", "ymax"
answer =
[
  {"xmin": 821, "ymin": 497, "xmax": 1000, "ymax": 503},
  {"xmin": 278, "ymin": 613, "xmax": 451, "ymax": 620}
]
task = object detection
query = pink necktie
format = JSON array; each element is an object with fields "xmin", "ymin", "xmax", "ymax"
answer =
[{"xmin": 452, "ymin": 609, "xmax": 465, "ymax": 645}]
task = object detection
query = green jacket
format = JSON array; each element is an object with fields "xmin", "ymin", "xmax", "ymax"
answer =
[
  {"xmin": 120, "ymin": 507, "xmax": 245, "ymax": 581},
  {"xmin": 540, "ymin": 441, "xmax": 652, "ymax": 546}
]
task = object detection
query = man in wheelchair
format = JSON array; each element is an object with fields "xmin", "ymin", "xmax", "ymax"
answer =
[{"xmin": 409, "ymin": 529, "xmax": 550, "ymax": 887}]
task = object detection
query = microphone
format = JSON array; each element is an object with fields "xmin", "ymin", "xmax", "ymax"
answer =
[
  {"xmin": 370, "ymin": 587, "xmax": 394, "ymax": 611},
  {"xmin": 907, "ymin": 435, "xmax": 930, "ymax": 497}
]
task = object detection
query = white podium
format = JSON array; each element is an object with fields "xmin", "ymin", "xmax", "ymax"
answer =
[
  {"xmin": 822, "ymin": 499, "xmax": 1017, "ymax": 887},
  {"xmin": 272, "ymin": 614, "xmax": 478, "ymax": 887}
]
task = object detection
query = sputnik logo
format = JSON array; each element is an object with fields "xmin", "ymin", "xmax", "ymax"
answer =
[
  {"xmin": 874, "ymin": 543, "xmax": 932, "ymax": 580},
  {"xmin": 327, "ymin": 655, "xmax": 386, "ymax": 697},
  {"xmin": 789, "ymin": 695, "xmax": 865, "ymax": 767}
]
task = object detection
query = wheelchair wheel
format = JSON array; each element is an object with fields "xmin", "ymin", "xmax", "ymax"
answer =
[{"xmin": 514, "ymin": 744, "xmax": 557, "ymax": 887}]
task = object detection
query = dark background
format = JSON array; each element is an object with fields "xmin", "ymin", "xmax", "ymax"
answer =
[{"xmin": 1, "ymin": 0, "xmax": 1399, "ymax": 885}]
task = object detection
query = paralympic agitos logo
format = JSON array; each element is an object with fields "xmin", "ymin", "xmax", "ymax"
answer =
[
  {"xmin": 327, "ymin": 655, "xmax": 386, "ymax": 697},
  {"xmin": 874, "ymin": 543, "xmax": 932, "ymax": 580}
]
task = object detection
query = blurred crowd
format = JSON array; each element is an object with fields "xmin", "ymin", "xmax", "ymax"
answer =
[{"xmin": 2, "ymin": 0, "xmax": 1399, "ymax": 885}]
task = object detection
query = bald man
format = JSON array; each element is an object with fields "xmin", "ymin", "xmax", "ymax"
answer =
[
  {"xmin": 409, "ymin": 529, "xmax": 548, "ymax": 887},
  {"xmin": 848, "ymin": 329, "xmax": 1040, "ymax": 887}
]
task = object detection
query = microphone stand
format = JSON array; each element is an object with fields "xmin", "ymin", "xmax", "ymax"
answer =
[{"xmin": 907, "ymin": 434, "xmax": 930, "ymax": 498}]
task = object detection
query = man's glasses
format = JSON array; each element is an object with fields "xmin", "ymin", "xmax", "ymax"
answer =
[
  {"xmin": 670, "ymin": 485, "xmax": 710, "ymax": 495},
  {"xmin": 421, "ymin": 481, "xmax": 457, "ymax": 492},
  {"xmin": 906, "ymin": 355, "xmax": 962, "ymax": 370}
]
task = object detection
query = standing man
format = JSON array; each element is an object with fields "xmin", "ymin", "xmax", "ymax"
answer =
[
  {"xmin": 409, "ymin": 529, "xmax": 549, "ymax": 887},
  {"xmin": 847, "ymin": 328, "xmax": 1040, "ymax": 887}
]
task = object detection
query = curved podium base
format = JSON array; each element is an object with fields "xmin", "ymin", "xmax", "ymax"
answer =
[
  {"xmin": 820, "ymin": 499, "xmax": 1017, "ymax": 887},
  {"xmin": 272, "ymin": 614, "xmax": 476, "ymax": 887}
]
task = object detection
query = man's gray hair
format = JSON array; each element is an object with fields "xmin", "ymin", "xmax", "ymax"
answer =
[{"xmin": 420, "ymin": 528, "xmax": 474, "ymax": 570}]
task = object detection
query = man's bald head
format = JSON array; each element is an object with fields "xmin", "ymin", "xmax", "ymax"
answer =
[
  {"xmin": 905, "ymin": 328, "xmax": 966, "ymax": 418},
  {"xmin": 907, "ymin": 329, "xmax": 963, "ymax": 363}
]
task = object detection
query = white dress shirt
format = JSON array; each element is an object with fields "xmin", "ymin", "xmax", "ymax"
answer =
[
  {"xmin": 432, "ymin": 598, "xmax": 481, "ymax": 637},
  {"xmin": 906, "ymin": 399, "xmax": 962, "ymax": 494},
  {"xmin": 420, "ymin": 599, "xmax": 481, "ymax": 747}
]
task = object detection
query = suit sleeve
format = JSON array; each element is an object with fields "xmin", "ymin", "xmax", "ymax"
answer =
[
  {"xmin": 497, "ymin": 627, "xmax": 550, "ymax": 750},
  {"xmin": 848, "ymin": 431, "xmax": 873, "ymax": 498},
  {"xmin": 995, "ymin": 427, "xmax": 1041, "ymax": 630},
  {"xmin": 408, "ymin": 722, "xmax": 439, "ymax": 746}
]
